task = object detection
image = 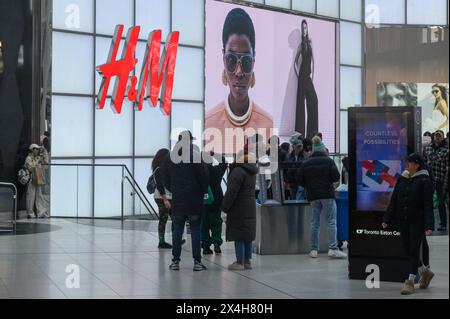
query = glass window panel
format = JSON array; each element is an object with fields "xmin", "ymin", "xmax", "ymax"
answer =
[
  {"xmin": 94, "ymin": 158, "xmax": 133, "ymax": 218},
  {"xmin": 365, "ymin": 0, "xmax": 405, "ymax": 24},
  {"xmin": 170, "ymin": 102, "xmax": 204, "ymax": 149},
  {"xmin": 95, "ymin": 36, "xmax": 126, "ymax": 96},
  {"xmin": 317, "ymin": 0, "xmax": 339, "ymax": 18},
  {"xmin": 95, "ymin": 100, "xmax": 133, "ymax": 156},
  {"xmin": 50, "ymin": 164, "xmax": 78, "ymax": 217},
  {"xmin": 134, "ymin": 158, "xmax": 157, "ymax": 215},
  {"xmin": 53, "ymin": 0, "xmax": 94, "ymax": 33},
  {"xmin": 172, "ymin": 0, "xmax": 204, "ymax": 46},
  {"xmin": 340, "ymin": 111, "xmax": 348, "ymax": 154},
  {"xmin": 173, "ymin": 47, "xmax": 204, "ymax": 101},
  {"xmin": 76, "ymin": 164, "xmax": 94, "ymax": 217},
  {"xmin": 292, "ymin": 0, "xmax": 316, "ymax": 13},
  {"xmin": 50, "ymin": 159, "xmax": 93, "ymax": 218},
  {"xmin": 52, "ymin": 32, "xmax": 93, "ymax": 94},
  {"xmin": 407, "ymin": 0, "xmax": 448, "ymax": 25},
  {"xmin": 96, "ymin": 0, "xmax": 133, "ymax": 36},
  {"xmin": 340, "ymin": 0, "xmax": 362, "ymax": 22},
  {"xmin": 136, "ymin": 0, "xmax": 171, "ymax": 40},
  {"xmin": 135, "ymin": 103, "xmax": 170, "ymax": 157},
  {"xmin": 51, "ymin": 96, "xmax": 93, "ymax": 157},
  {"xmin": 340, "ymin": 66, "xmax": 361, "ymax": 109},
  {"xmin": 340, "ymin": 22, "xmax": 362, "ymax": 66},
  {"xmin": 265, "ymin": 0, "xmax": 291, "ymax": 9},
  {"xmin": 243, "ymin": 0, "xmax": 264, "ymax": 3}
]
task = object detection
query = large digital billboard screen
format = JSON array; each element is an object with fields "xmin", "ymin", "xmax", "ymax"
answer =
[{"xmin": 204, "ymin": 0, "xmax": 338, "ymax": 154}]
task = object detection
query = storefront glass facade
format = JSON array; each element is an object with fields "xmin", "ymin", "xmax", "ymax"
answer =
[{"xmin": 48, "ymin": 0, "xmax": 449, "ymax": 218}]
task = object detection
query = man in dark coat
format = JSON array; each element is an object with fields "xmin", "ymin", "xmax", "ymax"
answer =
[
  {"xmin": 201, "ymin": 152, "xmax": 228, "ymax": 255},
  {"xmin": 383, "ymin": 153, "xmax": 434, "ymax": 295},
  {"xmin": 162, "ymin": 131, "xmax": 209, "ymax": 271},
  {"xmin": 222, "ymin": 151, "xmax": 258, "ymax": 271},
  {"xmin": 296, "ymin": 136, "xmax": 346, "ymax": 259}
]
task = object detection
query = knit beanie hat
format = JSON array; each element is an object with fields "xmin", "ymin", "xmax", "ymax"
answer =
[
  {"xmin": 290, "ymin": 132, "xmax": 303, "ymax": 147},
  {"xmin": 312, "ymin": 136, "xmax": 327, "ymax": 153}
]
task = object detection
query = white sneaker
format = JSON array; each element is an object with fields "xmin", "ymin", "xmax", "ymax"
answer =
[
  {"xmin": 309, "ymin": 250, "xmax": 318, "ymax": 258},
  {"xmin": 328, "ymin": 249, "xmax": 347, "ymax": 259}
]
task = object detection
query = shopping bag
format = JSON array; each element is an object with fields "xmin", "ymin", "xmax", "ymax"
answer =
[
  {"xmin": 204, "ymin": 186, "xmax": 215, "ymax": 205},
  {"xmin": 33, "ymin": 166, "xmax": 46, "ymax": 186}
]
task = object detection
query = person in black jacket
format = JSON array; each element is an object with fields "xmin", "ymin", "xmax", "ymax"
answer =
[
  {"xmin": 286, "ymin": 132, "xmax": 308, "ymax": 200},
  {"xmin": 222, "ymin": 151, "xmax": 258, "ymax": 271},
  {"xmin": 297, "ymin": 136, "xmax": 346, "ymax": 259},
  {"xmin": 201, "ymin": 152, "xmax": 228, "ymax": 255},
  {"xmin": 152, "ymin": 148, "xmax": 186, "ymax": 249},
  {"xmin": 162, "ymin": 131, "xmax": 209, "ymax": 271},
  {"xmin": 383, "ymin": 153, "xmax": 435, "ymax": 295}
]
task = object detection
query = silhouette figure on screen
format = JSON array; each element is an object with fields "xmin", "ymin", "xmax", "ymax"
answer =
[{"xmin": 295, "ymin": 19, "xmax": 318, "ymax": 139}]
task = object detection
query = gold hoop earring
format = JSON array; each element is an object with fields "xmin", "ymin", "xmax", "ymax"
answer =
[
  {"xmin": 251, "ymin": 73, "xmax": 256, "ymax": 88},
  {"xmin": 222, "ymin": 70, "xmax": 228, "ymax": 86}
]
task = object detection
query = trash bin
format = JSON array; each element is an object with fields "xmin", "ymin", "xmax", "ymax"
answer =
[{"xmin": 335, "ymin": 185, "xmax": 349, "ymax": 242}]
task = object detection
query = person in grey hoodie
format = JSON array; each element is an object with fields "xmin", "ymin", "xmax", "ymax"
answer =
[{"xmin": 383, "ymin": 153, "xmax": 435, "ymax": 295}]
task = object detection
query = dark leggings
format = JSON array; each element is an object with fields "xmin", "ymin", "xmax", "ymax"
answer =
[{"xmin": 400, "ymin": 222, "xmax": 426, "ymax": 275}]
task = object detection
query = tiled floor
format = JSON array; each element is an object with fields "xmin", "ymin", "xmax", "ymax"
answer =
[{"xmin": 0, "ymin": 219, "xmax": 448, "ymax": 299}]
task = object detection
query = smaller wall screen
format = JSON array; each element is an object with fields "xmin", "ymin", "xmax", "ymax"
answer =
[{"xmin": 355, "ymin": 111, "xmax": 408, "ymax": 211}]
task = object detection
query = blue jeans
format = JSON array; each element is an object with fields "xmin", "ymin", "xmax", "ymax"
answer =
[
  {"xmin": 290, "ymin": 186, "xmax": 306, "ymax": 201},
  {"xmin": 310, "ymin": 199, "xmax": 338, "ymax": 251},
  {"xmin": 172, "ymin": 214, "xmax": 201, "ymax": 263},
  {"xmin": 234, "ymin": 241, "xmax": 252, "ymax": 262}
]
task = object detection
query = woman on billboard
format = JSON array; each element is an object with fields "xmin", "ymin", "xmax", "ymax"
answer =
[
  {"xmin": 205, "ymin": 8, "xmax": 273, "ymax": 153},
  {"xmin": 424, "ymin": 84, "xmax": 449, "ymax": 134},
  {"xmin": 294, "ymin": 19, "xmax": 318, "ymax": 139}
]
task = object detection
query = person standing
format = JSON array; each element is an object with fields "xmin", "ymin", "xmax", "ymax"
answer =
[
  {"xmin": 222, "ymin": 150, "xmax": 258, "ymax": 271},
  {"xmin": 423, "ymin": 130, "xmax": 449, "ymax": 231},
  {"xmin": 202, "ymin": 152, "xmax": 228, "ymax": 255},
  {"xmin": 383, "ymin": 153, "xmax": 435, "ymax": 295},
  {"xmin": 286, "ymin": 132, "xmax": 308, "ymax": 201},
  {"xmin": 25, "ymin": 144, "xmax": 49, "ymax": 218},
  {"xmin": 152, "ymin": 148, "xmax": 173, "ymax": 249},
  {"xmin": 296, "ymin": 136, "xmax": 346, "ymax": 258},
  {"xmin": 162, "ymin": 131, "xmax": 209, "ymax": 271}
]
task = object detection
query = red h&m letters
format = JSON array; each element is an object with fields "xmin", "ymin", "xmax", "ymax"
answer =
[{"xmin": 96, "ymin": 25, "xmax": 180, "ymax": 115}]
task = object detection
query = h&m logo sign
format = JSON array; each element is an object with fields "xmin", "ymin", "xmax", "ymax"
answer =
[{"xmin": 96, "ymin": 25, "xmax": 179, "ymax": 115}]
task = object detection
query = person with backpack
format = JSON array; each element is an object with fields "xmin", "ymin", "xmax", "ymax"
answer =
[
  {"xmin": 25, "ymin": 143, "xmax": 49, "ymax": 218},
  {"xmin": 151, "ymin": 148, "xmax": 173, "ymax": 249},
  {"xmin": 382, "ymin": 153, "xmax": 435, "ymax": 295},
  {"xmin": 201, "ymin": 152, "xmax": 228, "ymax": 255}
]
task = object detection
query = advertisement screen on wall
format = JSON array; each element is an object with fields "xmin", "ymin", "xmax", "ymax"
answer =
[
  {"xmin": 204, "ymin": 0, "xmax": 338, "ymax": 154},
  {"xmin": 377, "ymin": 82, "xmax": 449, "ymax": 135}
]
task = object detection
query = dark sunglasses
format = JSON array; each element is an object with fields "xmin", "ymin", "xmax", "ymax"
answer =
[
  {"xmin": 432, "ymin": 89, "xmax": 439, "ymax": 94},
  {"xmin": 224, "ymin": 52, "xmax": 254, "ymax": 75}
]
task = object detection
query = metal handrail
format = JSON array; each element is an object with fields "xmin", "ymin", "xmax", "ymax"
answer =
[
  {"xmin": 0, "ymin": 182, "xmax": 18, "ymax": 232},
  {"xmin": 122, "ymin": 175, "xmax": 159, "ymax": 220},
  {"xmin": 44, "ymin": 163, "xmax": 158, "ymax": 220}
]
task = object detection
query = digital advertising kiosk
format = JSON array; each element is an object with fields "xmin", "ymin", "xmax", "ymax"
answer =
[{"xmin": 348, "ymin": 107, "xmax": 422, "ymax": 282}]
